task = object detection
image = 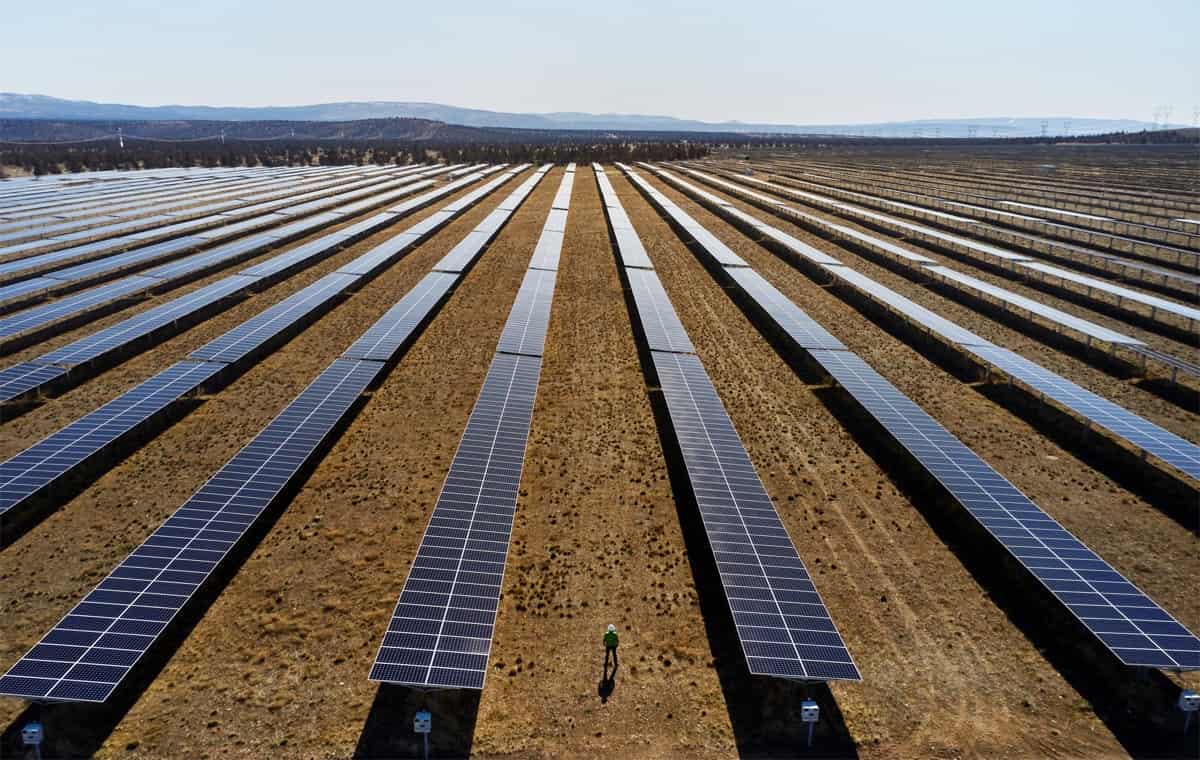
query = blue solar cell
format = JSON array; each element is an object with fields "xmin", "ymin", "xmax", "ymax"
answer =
[
  {"xmin": 371, "ymin": 353, "xmax": 542, "ymax": 689},
  {"xmin": 191, "ymin": 272, "xmax": 360, "ymax": 364},
  {"xmin": 0, "ymin": 362, "xmax": 69, "ymax": 403},
  {"xmin": 0, "ymin": 358, "xmax": 381, "ymax": 703},
  {"xmin": 495, "ymin": 268, "xmax": 556, "ymax": 358},
  {"xmin": 652, "ymin": 350, "xmax": 860, "ymax": 682},
  {"xmin": 0, "ymin": 360, "xmax": 224, "ymax": 518},
  {"xmin": 342, "ymin": 273, "xmax": 458, "ymax": 362},
  {"xmin": 624, "ymin": 269, "xmax": 694, "ymax": 353},
  {"xmin": 809, "ymin": 348, "xmax": 1200, "ymax": 670},
  {"xmin": 38, "ymin": 276, "xmax": 256, "ymax": 367}
]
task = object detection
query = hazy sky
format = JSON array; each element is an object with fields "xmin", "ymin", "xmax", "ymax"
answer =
[{"xmin": 5, "ymin": 0, "xmax": 1196, "ymax": 124}]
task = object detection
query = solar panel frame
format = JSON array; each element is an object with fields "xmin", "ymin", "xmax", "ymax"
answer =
[
  {"xmin": 0, "ymin": 357, "xmax": 382, "ymax": 703},
  {"xmin": 809, "ymin": 348, "xmax": 1199, "ymax": 670}
]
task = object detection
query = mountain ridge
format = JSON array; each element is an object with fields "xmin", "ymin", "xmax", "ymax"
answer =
[{"xmin": 0, "ymin": 93, "xmax": 1176, "ymax": 137}]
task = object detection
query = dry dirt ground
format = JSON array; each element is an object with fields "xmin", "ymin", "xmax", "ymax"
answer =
[{"xmin": 0, "ymin": 161, "xmax": 1197, "ymax": 759}]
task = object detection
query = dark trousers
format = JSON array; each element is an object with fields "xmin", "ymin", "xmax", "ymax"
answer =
[{"xmin": 604, "ymin": 644, "xmax": 618, "ymax": 669}]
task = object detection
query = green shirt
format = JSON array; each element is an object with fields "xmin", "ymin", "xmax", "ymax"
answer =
[{"xmin": 604, "ymin": 631, "xmax": 619, "ymax": 648}]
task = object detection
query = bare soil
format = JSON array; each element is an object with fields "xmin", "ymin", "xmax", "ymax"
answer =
[{"xmin": 0, "ymin": 160, "xmax": 1196, "ymax": 759}]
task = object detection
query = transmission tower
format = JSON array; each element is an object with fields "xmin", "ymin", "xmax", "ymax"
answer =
[
  {"xmin": 1040, "ymin": 120, "xmax": 1049, "ymax": 138},
  {"xmin": 1062, "ymin": 119, "xmax": 1072, "ymax": 136}
]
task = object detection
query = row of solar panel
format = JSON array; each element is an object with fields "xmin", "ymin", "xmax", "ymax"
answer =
[
  {"xmin": 0, "ymin": 165, "xmax": 388, "ymax": 232},
  {"xmin": 0, "ymin": 169, "xmax": 437, "ymax": 307},
  {"xmin": 760, "ymin": 158, "xmax": 1190, "ymax": 238},
  {"xmin": 0, "ymin": 167, "xmax": 320, "ymax": 223},
  {"xmin": 372, "ymin": 164, "xmax": 568, "ymax": 689},
  {"xmin": 660, "ymin": 167, "xmax": 1200, "ymax": 482},
  {"xmin": 0, "ymin": 168, "xmax": 518, "ymax": 529},
  {"xmin": 0, "ymin": 165, "xmax": 383, "ymax": 248},
  {"xmin": 745, "ymin": 161, "xmax": 1197, "ymax": 291},
  {"xmin": 700, "ymin": 170, "xmax": 1200, "ymax": 391},
  {"xmin": 622, "ymin": 163, "xmax": 1199, "ymax": 672},
  {"xmin": 782, "ymin": 165, "xmax": 1198, "ymax": 268},
  {"xmin": 728, "ymin": 170, "xmax": 1200, "ymax": 327},
  {"xmin": 678, "ymin": 168, "xmax": 1150, "ymax": 349},
  {"xmin": 0, "ymin": 167, "xmax": 411, "ymax": 271},
  {"xmin": 599, "ymin": 163, "xmax": 862, "ymax": 684},
  {"xmin": 0, "ymin": 171, "xmax": 456, "ymax": 366},
  {"xmin": 0, "ymin": 164, "xmax": 542, "ymax": 703}
]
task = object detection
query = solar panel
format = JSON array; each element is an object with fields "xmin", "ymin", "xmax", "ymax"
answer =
[
  {"xmin": 239, "ymin": 233, "xmax": 352, "ymax": 279},
  {"xmin": 139, "ymin": 235, "xmax": 280, "ymax": 282},
  {"xmin": 612, "ymin": 228, "xmax": 654, "ymax": 269},
  {"xmin": 544, "ymin": 209, "xmax": 569, "ymax": 233},
  {"xmin": 1016, "ymin": 260, "xmax": 1200, "ymax": 323},
  {"xmin": 190, "ymin": 272, "xmax": 360, "ymax": 365},
  {"xmin": 0, "ymin": 362, "xmax": 69, "ymax": 403},
  {"xmin": 0, "ymin": 358, "xmax": 381, "ymax": 703},
  {"xmin": 43, "ymin": 236, "xmax": 206, "ymax": 284},
  {"xmin": 432, "ymin": 168, "xmax": 551, "ymax": 273},
  {"xmin": 0, "ymin": 277, "xmax": 159, "ymax": 343},
  {"xmin": 0, "ymin": 277, "xmax": 55, "ymax": 307},
  {"xmin": 651, "ymin": 350, "xmax": 860, "ymax": 681},
  {"xmin": 923, "ymin": 265, "xmax": 1144, "ymax": 346},
  {"xmin": 193, "ymin": 214, "xmax": 283, "ymax": 241},
  {"xmin": 624, "ymin": 268, "xmax": 695, "ymax": 354},
  {"xmin": 528, "ymin": 230, "xmax": 565, "ymax": 272},
  {"xmin": 496, "ymin": 268, "xmax": 556, "ymax": 358},
  {"xmin": 965, "ymin": 344, "xmax": 1200, "ymax": 480},
  {"xmin": 808, "ymin": 348, "xmax": 1199, "ymax": 669},
  {"xmin": 551, "ymin": 172, "xmax": 575, "ymax": 211},
  {"xmin": 724, "ymin": 268, "xmax": 847, "ymax": 350},
  {"xmin": 37, "ymin": 276, "xmax": 257, "ymax": 367},
  {"xmin": 342, "ymin": 273, "xmax": 459, "ymax": 362},
  {"xmin": 623, "ymin": 170, "xmax": 749, "ymax": 267},
  {"xmin": 371, "ymin": 352, "xmax": 542, "ymax": 689},
  {"xmin": 824, "ymin": 266, "xmax": 996, "ymax": 347},
  {"xmin": 0, "ymin": 360, "xmax": 224, "ymax": 519}
]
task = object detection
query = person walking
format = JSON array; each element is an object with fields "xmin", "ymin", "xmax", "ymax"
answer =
[{"xmin": 603, "ymin": 624, "xmax": 619, "ymax": 669}]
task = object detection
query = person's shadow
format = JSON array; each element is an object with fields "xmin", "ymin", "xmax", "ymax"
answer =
[{"xmin": 598, "ymin": 651, "xmax": 619, "ymax": 703}]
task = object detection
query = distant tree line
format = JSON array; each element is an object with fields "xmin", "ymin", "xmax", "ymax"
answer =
[{"xmin": 0, "ymin": 139, "xmax": 708, "ymax": 176}]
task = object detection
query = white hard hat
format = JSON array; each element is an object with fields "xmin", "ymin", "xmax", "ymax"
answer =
[{"xmin": 607, "ymin": 624, "xmax": 616, "ymax": 632}]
